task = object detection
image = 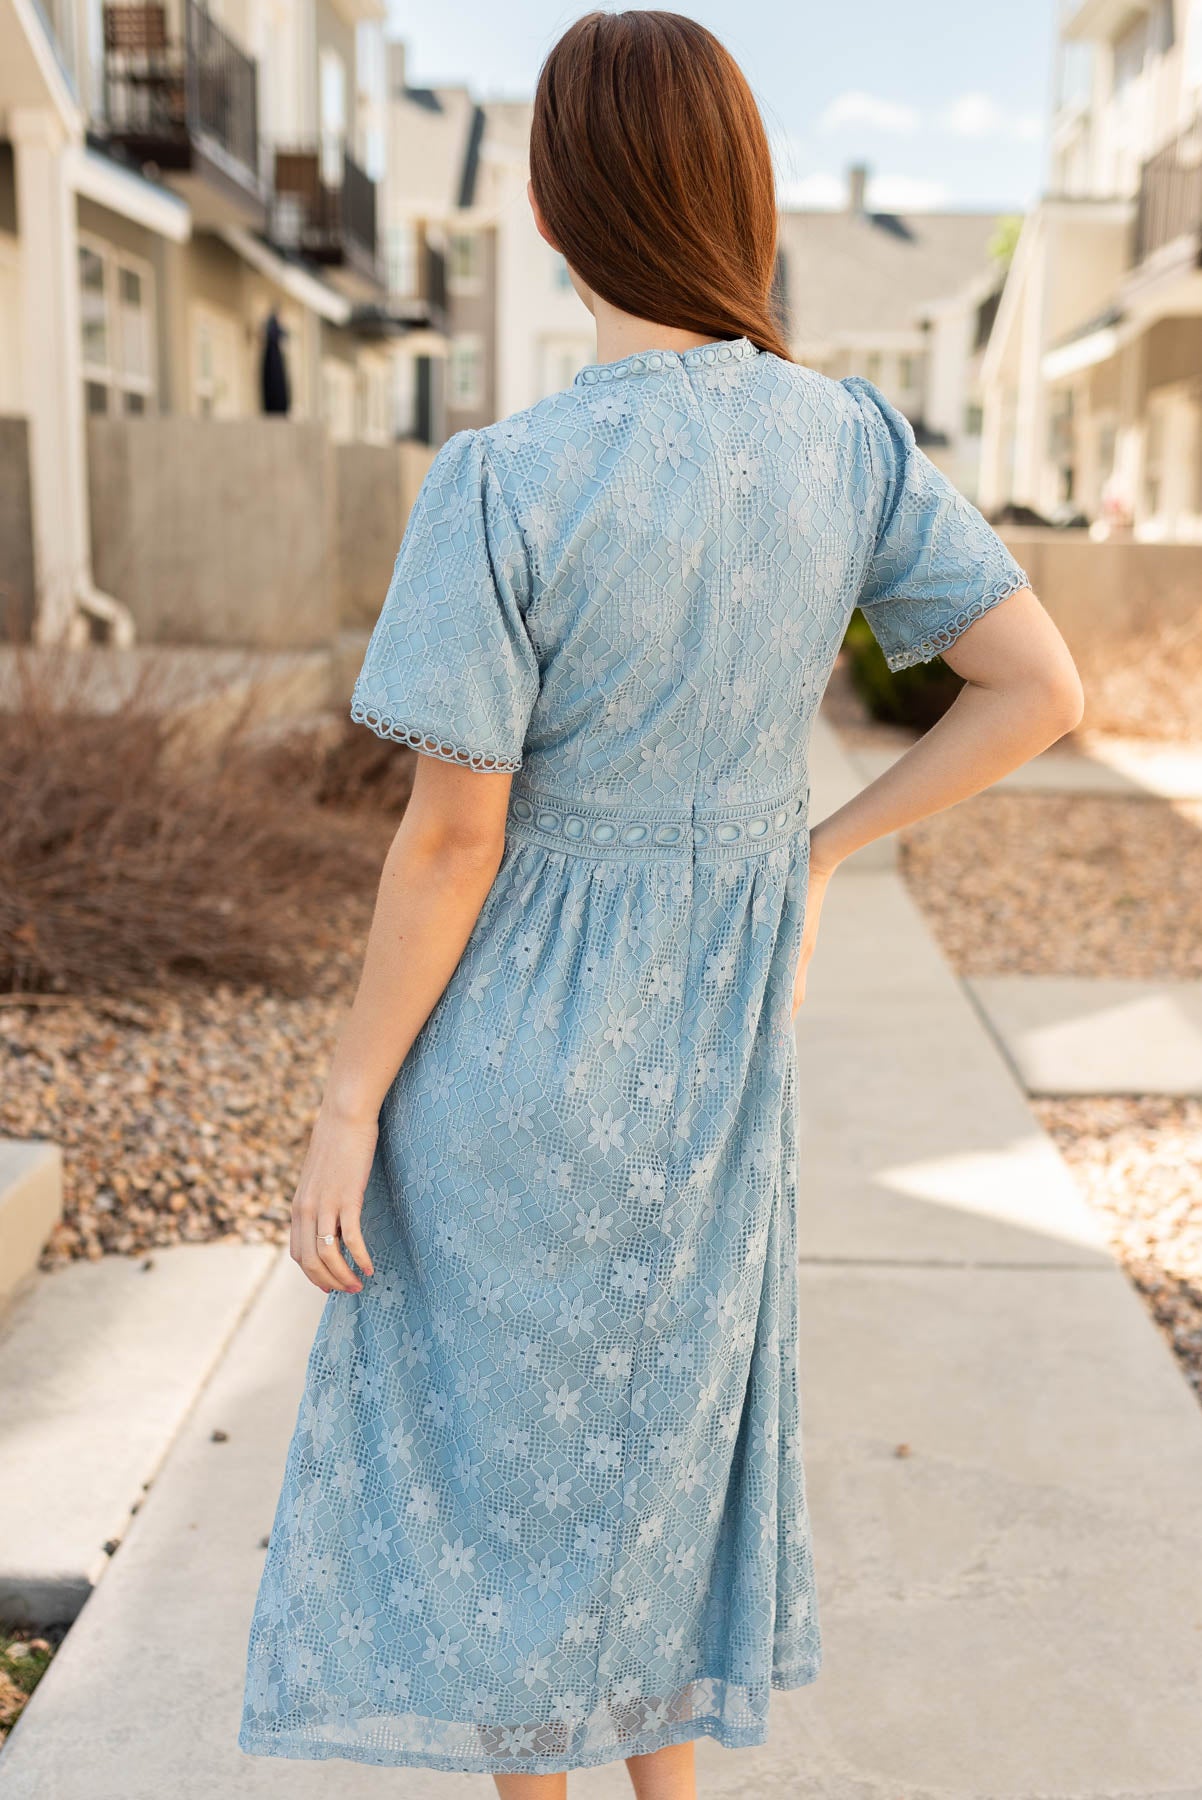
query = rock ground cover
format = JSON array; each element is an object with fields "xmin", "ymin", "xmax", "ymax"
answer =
[{"xmin": 0, "ymin": 895, "xmax": 366, "ymax": 1266}]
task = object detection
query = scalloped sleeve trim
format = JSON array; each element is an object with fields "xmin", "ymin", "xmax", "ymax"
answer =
[
  {"xmin": 349, "ymin": 698, "xmax": 523, "ymax": 773},
  {"xmin": 881, "ymin": 572, "xmax": 1031, "ymax": 672}
]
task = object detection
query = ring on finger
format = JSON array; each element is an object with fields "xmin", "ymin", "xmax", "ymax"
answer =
[{"xmin": 322, "ymin": 1232, "xmax": 338, "ymax": 1246}]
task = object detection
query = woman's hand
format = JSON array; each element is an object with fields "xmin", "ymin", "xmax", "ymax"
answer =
[
  {"xmin": 289, "ymin": 1108, "xmax": 379, "ymax": 1294},
  {"xmin": 792, "ymin": 835, "xmax": 839, "ymax": 1017}
]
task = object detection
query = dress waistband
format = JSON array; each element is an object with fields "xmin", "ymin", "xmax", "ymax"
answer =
[{"xmin": 505, "ymin": 778, "xmax": 810, "ymax": 862}]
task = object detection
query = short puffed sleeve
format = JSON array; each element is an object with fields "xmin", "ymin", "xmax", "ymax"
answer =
[
  {"xmin": 843, "ymin": 375, "xmax": 1030, "ymax": 672},
  {"xmin": 350, "ymin": 428, "xmax": 539, "ymax": 771}
]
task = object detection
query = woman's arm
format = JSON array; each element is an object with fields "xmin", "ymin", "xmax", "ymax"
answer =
[
  {"xmin": 793, "ymin": 586, "xmax": 1084, "ymax": 1014},
  {"xmin": 291, "ymin": 755, "xmax": 513, "ymax": 1294}
]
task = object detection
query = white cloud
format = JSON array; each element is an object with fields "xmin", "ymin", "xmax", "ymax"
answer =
[
  {"xmin": 942, "ymin": 92, "xmax": 1044, "ymax": 143},
  {"xmin": 776, "ymin": 170, "xmax": 846, "ymax": 209},
  {"xmin": 942, "ymin": 92, "xmax": 1004, "ymax": 136},
  {"xmin": 818, "ymin": 90, "xmax": 918, "ymax": 135},
  {"xmin": 775, "ymin": 168, "xmax": 950, "ymax": 213},
  {"xmin": 868, "ymin": 173, "xmax": 950, "ymax": 212}
]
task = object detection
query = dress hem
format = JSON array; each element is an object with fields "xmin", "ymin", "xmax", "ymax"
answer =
[{"xmin": 238, "ymin": 1661, "xmax": 821, "ymax": 1775}]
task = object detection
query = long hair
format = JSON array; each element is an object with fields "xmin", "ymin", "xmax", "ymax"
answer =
[{"xmin": 529, "ymin": 10, "xmax": 792, "ymax": 362}]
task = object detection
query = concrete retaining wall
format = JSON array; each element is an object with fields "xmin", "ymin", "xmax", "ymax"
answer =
[
  {"xmin": 333, "ymin": 439, "xmax": 434, "ymax": 630},
  {"xmin": 88, "ymin": 417, "xmax": 335, "ymax": 649},
  {"xmin": 999, "ymin": 529, "xmax": 1202, "ymax": 661},
  {"xmin": 87, "ymin": 421, "xmax": 436, "ymax": 649},
  {"xmin": 0, "ymin": 416, "xmax": 35, "ymax": 642}
]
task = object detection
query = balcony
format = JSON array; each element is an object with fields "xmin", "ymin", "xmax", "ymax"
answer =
[
  {"xmin": 101, "ymin": 0, "xmax": 265, "ymax": 228},
  {"xmin": 1133, "ymin": 118, "xmax": 1202, "ymax": 266},
  {"xmin": 351, "ymin": 234, "xmax": 448, "ymax": 344},
  {"xmin": 1062, "ymin": 0, "xmax": 1154, "ymax": 41},
  {"xmin": 269, "ymin": 140, "xmax": 383, "ymax": 298}
]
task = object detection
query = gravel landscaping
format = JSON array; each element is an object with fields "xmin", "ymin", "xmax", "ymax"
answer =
[
  {"xmin": 0, "ymin": 895, "xmax": 366, "ymax": 1266},
  {"xmin": 1035, "ymin": 1097, "xmax": 1202, "ymax": 1405},
  {"xmin": 901, "ymin": 790, "xmax": 1202, "ymax": 980}
]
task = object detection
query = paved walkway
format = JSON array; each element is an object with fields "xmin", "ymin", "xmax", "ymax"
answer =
[
  {"xmin": 4, "ymin": 720, "xmax": 1202, "ymax": 1797},
  {"xmin": 846, "ymin": 733, "xmax": 1202, "ymax": 801},
  {"xmin": 971, "ymin": 975, "xmax": 1202, "ymax": 1097}
]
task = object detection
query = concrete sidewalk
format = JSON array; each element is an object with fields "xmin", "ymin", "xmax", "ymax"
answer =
[
  {"xmin": 969, "ymin": 974, "xmax": 1202, "ymax": 1097},
  {"xmin": 845, "ymin": 731, "xmax": 1202, "ymax": 801},
  {"xmin": 3, "ymin": 719, "xmax": 1202, "ymax": 1798}
]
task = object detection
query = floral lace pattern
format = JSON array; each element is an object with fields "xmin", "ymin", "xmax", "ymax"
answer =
[{"xmin": 239, "ymin": 342, "xmax": 1030, "ymax": 1774}]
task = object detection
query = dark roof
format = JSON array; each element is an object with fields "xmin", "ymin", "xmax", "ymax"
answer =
[
  {"xmin": 458, "ymin": 104, "xmax": 486, "ymax": 209},
  {"xmin": 402, "ymin": 87, "xmax": 443, "ymax": 112},
  {"xmin": 777, "ymin": 207, "xmax": 1008, "ymax": 343}
]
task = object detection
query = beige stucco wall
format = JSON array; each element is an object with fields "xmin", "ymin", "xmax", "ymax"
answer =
[
  {"xmin": 88, "ymin": 419, "xmax": 435, "ymax": 648},
  {"xmin": 88, "ymin": 415, "xmax": 335, "ymax": 647},
  {"xmin": 1000, "ymin": 528, "xmax": 1202, "ymax": 662},
  {"xmin": 1144, "ymin": 316, "xmax": 1202, "ymax": 392},
  {"xmin": 157, "ymin": 233, "xmax": 322, "ymax": 420},
  {"xmin": 334, "ymin": 439, "xmax": 435, "ymax": 628}
]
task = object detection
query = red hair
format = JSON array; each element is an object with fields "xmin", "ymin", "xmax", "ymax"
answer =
[{"xmin": 530, "ymin": 10, "xmax": 792, "ymax": 361}]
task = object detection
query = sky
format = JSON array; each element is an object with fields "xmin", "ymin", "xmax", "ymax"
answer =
[{"xmin": 385, "ymin": 0, "xmax": 1059, "ymax": 214}]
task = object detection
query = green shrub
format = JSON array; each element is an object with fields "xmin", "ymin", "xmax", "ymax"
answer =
[{"xmin": 842, "ymin": 609, "xmax": 964, "ymax": 732}]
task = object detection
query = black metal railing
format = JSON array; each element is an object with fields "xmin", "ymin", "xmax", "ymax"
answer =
[
  {"xmin": 271, "ymin": 138, "xmax": 379, "ymax": 274},
  {"xmin": 102, "ymin": 1, "xmax": 258, "ymax": 184},
  {"xmin": 185, "ymin": 0, "xmax": 258, "ymax": 173},
  {"xmin": 1133, "ymin": 117, "xmax": 1202, "ymax": 265}
]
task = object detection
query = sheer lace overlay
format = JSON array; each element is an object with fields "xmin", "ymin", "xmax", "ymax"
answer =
[{"xmin": 239, "ymin": 343, "xmax": 1030, "ymax": 1774}]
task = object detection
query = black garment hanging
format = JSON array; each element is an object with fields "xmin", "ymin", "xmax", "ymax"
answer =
[{"xmin": 260, "ymin": 311, "xmax": 290, "ymax": 415}]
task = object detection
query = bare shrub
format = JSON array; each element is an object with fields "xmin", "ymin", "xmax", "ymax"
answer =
[{"xmin": 0, "ymin": 649, "xmax": 398, "ymax": 998}]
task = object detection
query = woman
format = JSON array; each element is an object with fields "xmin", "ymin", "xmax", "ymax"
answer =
[{"xmin": 238, "ymin": 11, "xmax": 1083, "ymax": 1796}]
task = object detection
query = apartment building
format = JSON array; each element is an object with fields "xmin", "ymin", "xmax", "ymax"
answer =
[
  {"xmin": 1, "ymin": 0, "xmax": 445, "ymax": 639},
  {"xmin": 777, "ymin": 166, "xmax": 1014, "ymax": 501},
  {"xmin": 381, "ymin": 56, "xmax": 595, "ymax": 443},
  {"xmin": 981, "ymin": 0, "xmax": 1202, "ymax": 537}
]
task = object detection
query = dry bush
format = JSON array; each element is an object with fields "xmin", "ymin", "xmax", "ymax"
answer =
[
  {"xmin": 0, "ymin": 650, "xmax": 403, "ymax": 998},
  {"xmin": 1076, "ymin": 611, "xmax": 1202, "ymax": 742}
]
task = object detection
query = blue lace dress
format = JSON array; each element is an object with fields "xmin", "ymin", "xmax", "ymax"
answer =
[{"xmin": 238, "ymin": 339, "xmax": 1028, "ymax": 1774}]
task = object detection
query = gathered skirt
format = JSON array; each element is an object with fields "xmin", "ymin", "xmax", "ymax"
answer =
[{"xmin": 238, "ymin": 796, "xmax": 822, "ymax": 1773}]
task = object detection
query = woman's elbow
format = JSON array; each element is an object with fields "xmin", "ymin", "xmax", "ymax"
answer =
[
  {"xmin": 1042, "ymin": 659, "xmax": 1086, "ymax": 737},
  {"xmin": 404, "ymin": 818, "xmax": 508, "ymax": 876}
]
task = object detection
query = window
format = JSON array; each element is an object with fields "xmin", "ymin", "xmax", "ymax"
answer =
[
  {"xmin": 1057, "ymin": 41, "xmax": 1094, "ymax": 112},
  {"xmin": 321, "ymin": 357, "xmax": 355, "ymax": 442},
  {"xmin": 357, "ymin": 359, "xmax": 391, "ymax": 443},
  {"xmin": 386, "ymin": 222, "xmax": 417, "ymax": 298},
  {"xmin": 1048, "ymin": 387, "xmax": 1075, "ymax": 460},
  {"xmin": 192, "ymin": 306, "xmax": 241, "ymax": 418},
  {"xmin": 864, "ymin": 351, "xmax": 882, "ymax": 384},
  {"xmin": 1113, "ymin": 15, "xmax": 1149, "ymax": 93},
  {"xmin": 448, "ymin": 334, "xmax": 483, "ymax": 410},
  {"xmin": 540, "ymin": 338, "xmax": 590, "ymax": 397},
  {"xmin": 448, "ymin": 232, "xmax": 482, "ymax": 293},
  {"xmin": 78, "ymin": 239, "xmax": 156, "ymax": 415},
  {"xmin": 552, "ymin": 253, "xmax": 574, "ymax": 291},
  {"xmin": 899, "ymin": 355, "xmax": 915, "ymax": 390},
  {"xmin": 964, "ymin": 402, "xmax": 984, "ymax": 437},
  {"xmin": 319, "ymin": 47, "xmax": 347, "ymax": 183}
]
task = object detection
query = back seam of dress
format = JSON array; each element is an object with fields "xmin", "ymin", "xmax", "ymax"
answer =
[{"xmin": 586, "ymin": 359, "xmax": 729, "ymax": 1725}]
